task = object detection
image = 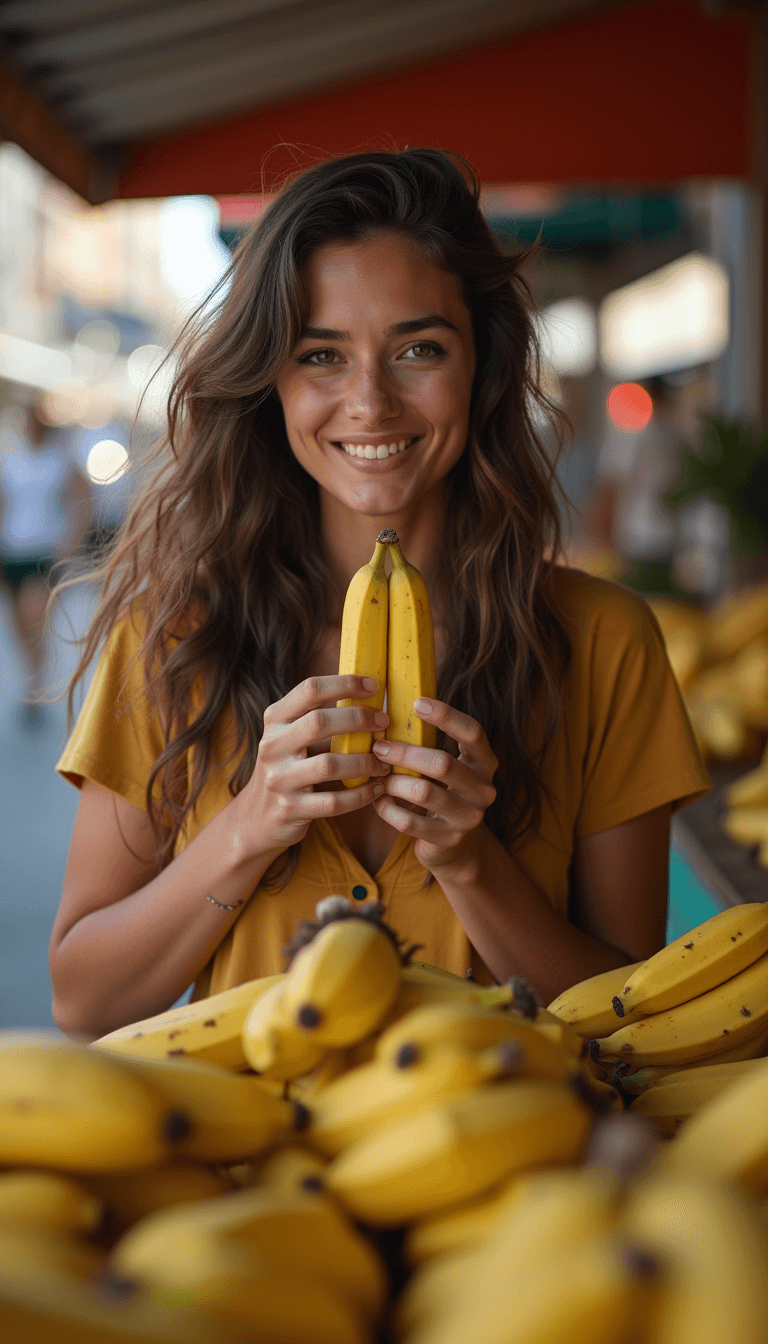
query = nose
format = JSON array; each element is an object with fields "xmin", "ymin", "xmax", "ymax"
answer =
[{"xmin": 345, "ymin": 357, "xmax": 400, "ymax": 424}]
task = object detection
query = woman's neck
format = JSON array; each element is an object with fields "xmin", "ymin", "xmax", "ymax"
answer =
[{"xmin": 319, "ymin": 488, "xmax": 448, "ymax": 621}]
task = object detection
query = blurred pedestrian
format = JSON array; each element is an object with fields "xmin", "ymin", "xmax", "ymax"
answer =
[{"xmin": 0, "ymin": 396, "xmax": 92, "ymax": 726}]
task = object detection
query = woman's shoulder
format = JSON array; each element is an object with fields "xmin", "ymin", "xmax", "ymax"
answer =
[{"xmin": 546, "ymin": 564, "xmax": 662, "ymax": 643}]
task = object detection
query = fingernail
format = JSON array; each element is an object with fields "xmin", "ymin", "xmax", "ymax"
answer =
[
  {"xmin": 373, "ymin": 711, "xmax": 389, "ymax": 727},
  {"xmin": 373, "ymin": 740, "xmax": 391, "ymax": 755},
  {"xmin": 361, "ymin": 676, "xmax": 378, "ymax": 691},
  {"xmin": 414, "ymin": 698, "xmax": 432, "ymax": 713},
  {"xmin": 372, "ymin": 782, "xmax": 386, "ymax": 795}
]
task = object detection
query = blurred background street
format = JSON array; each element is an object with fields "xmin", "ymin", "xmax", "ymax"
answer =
[{"xmin": 1, "ymin": 0, "xmax": 767, "ymax": 1027}]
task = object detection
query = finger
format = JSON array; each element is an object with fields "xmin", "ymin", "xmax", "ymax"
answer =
[
  {"xmin": 407, "ymin": 697, "xmax": 495, "ymax": 764},
  {"xmin": 381, "ymin": 774, "xmax": 489, "ymax": 835},
  {"xmin": 372, "ymin": 794, "xmax": 456, "ymax": 840},
  {"xmin": 268, "ymin": 674, "xmax": 381, "ymax": 727},
  {"xmin": 372, "ymin": 737, "xmax": 492, "ymax": 800},
  {"xmin": 288, "ymin": 750, "xmax": 392, "ymax": 789},
  {"xmin": 298, "ymin": 777, "xmax": 388, "ymax": 818},
  {"xmin": 281, "ymin": 703, "xmax": 389, "ymax": 756}
]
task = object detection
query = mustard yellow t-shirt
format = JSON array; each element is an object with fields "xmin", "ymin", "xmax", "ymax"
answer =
[{"xmin": 56, "ymin": 567, "xmax": 711, "ymax": 992}]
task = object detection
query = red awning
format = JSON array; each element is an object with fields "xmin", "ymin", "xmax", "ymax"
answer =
[{"xmin": 119, "ymin": 0, "xmax": 753, "ymax": 200}]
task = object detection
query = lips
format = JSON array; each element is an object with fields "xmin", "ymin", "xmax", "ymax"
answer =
[{"xmin": 335, "ymin": 438, "xmax": 418, "ymax": 459}]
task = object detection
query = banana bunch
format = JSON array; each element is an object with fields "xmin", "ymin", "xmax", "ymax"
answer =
[
  {"xmin": 396, "ymin": 1111, "xmax": 768, "ymax": 1344},
  {"xmin": 241, "ymin": 906, "xmax": 404, "ymax": 1079},
  {"xmin": 331, "ymin": 528, "xmax": 436, "ymax": 783},
  {"xmin": 648, "ymin": 583, "xmax": 768, "ymax": 763},
  {"xmin": 545, "ymin": 903, "xmax": 768, "ymax": 1074}
]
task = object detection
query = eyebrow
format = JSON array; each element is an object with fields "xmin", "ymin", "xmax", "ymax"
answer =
[{"xmin": 299, "ymin": 313, "xmax": 460, "ymax": 341}]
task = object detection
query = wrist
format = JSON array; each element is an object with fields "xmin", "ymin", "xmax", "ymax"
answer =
[{"xmin": 424, "ymin": 831, "xmax": 486, "ymax": 886}]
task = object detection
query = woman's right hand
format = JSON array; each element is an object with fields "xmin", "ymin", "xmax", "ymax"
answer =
[{"xmin": 235, "ymin": 675, "xmax": 391, "ymax": 855}]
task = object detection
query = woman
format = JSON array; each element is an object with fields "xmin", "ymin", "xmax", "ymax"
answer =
[{"xmin": 50, "ymin": 149, "xmax": 710, "ymax": 1039}]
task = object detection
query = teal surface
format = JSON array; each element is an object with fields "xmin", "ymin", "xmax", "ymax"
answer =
[{"xmin": 666, "ymin": 848, "xmax": 723, "ymax": 944}]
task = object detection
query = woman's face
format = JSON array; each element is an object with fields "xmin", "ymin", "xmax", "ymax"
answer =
[{"xmin": 274, "ymin": 231, "xmax": 476, "ymax": 519}]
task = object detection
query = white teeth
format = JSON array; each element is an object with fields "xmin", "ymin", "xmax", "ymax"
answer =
[{"xmin": 339, "ymin": 438, "xmax": 413, "ymax": 457}]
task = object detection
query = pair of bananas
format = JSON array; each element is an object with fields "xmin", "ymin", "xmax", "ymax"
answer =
[
  {"xmin": 331, "ymin": 528, "xmax": 436, "ymax": 785},
  {"xmin": 548, "ymin": 901, "xmax": 768, "ymax": 1070}
]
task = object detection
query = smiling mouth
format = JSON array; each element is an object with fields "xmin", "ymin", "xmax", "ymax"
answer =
[{"xmin": 335, "ymin": 437, "xmax": 418, "ymax": 459}]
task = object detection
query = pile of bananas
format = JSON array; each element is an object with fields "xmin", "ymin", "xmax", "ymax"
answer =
[
  {"xmin": 0, "ymin": 897, "xmax": 618, "ymax": 1343},
  {"xmin": 8, "ymin": 899, "xmax": 768, "ymax": 1340},
  {"xmin": 548, "ymin": 901, "xmax": 768, "ymax": 1126},
  {"xmin": 649, "ymin": 582, "xmax": 768, "ymax": 871},
  {"xmin": 648, "ymin": 581, "xmax": 768, "ymax": 765}
]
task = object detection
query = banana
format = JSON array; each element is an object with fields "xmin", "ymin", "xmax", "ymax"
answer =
[
  {"xmin": 723, "ymin": 807, "xmax": 768, "ymax": 846},
  {"xmin": 385, "ymin": 534, "xmax": 436, "ymax": 775},
  {"xmin": 0, "ymin": 1260, "xmax": 235, "ymax": 1344},
  {"xmin": 324, "ymin": 1076, "xmax": 593, "ymax": 1226},
  {"xmin": 391, "ymin": 962, "xmax": 509, "ymax": 1015},
  {"xmin": 93, "ymin": 974, "xmax": 285, "ymax": 1070},
  {"xmin": 0, "ymin": 1031, "xmax": 190, "ymax": 1171},
  {"xmin": 99, "ymin": 1054, "xmax": 298, "ymax": 1163},
  {"xmin": 547, "ymin": 961, "xmax": 645, "ymax": 1037},
  {"xmin": 628, "ymin": 1057, "xmax": 763, "ymax": 1134},
  {"xmin": 402, "ymin": 1173, "xmax": 531, "ymax": 1266},
  {"xmin": 404, "ymin": 1231, "xmax": 655, "ymax": 1344},
  {"xmin": 279, "ymin": 913, "xmax": 403, "ymax": 1046},
  {"xmin": 252, "ymin": 1144, "xmax": 329, "ymax": 1195},
  {"xmin": 727, "ymin": 760, "xmax": 768, "ymax": 809},
  {"xmin": 0, "ymin": 1222, "xmax": 106, "ymax": 1281},
  {"xmin": 704, "ymin": 580, "xmax": 768, "ymax": 660},
  {"xmin": 622, "ymin": 1018, "xmax": 768, "ymax": 1089},
  {"xmin": 111, "ymin": 1183, "xmax": 387, "ymax": 1322},
  {"xmin": 305, "ymin": 1041, "xmax": 517, "ymax": 1156},
  {"xmin": 240, "ymin": 979, "xmax": 329, "ymax": 1080},
  {"xmin": 112, "ymin": 1226, "xmax": 366, "ymax": 1344},
  {"xmin": 623, "ymin": 1170, "xmax": 768, "ymax": 1344},
  {"xmin": 400, "ymin": 1163, "xmax": 626, "ymax": 1336},
  {"xmin": 613, "ymin": 903, "xmax": 768, "ymax": 1020},
  {"xmin": 593, "ymin": 946, "xmax": 768, "ymax": 1068},
  {"xmin": 0, "ymin": 1171, "xmax": 103, "ymax": 1235},
  {"xmin": 330, "ymin": 531, "xmax": 390, "ymax": 787},
  {"xmin": 662, "ymin": 1055, "xmax": 768, "ymax": 1193},
  {"xmin": 374, "ymin": 1000, "xmax": 575, "ymax": 1080},
  {"xmin": 89, "ymin": 1162, "xmax": 235, "ymax": 1232}
]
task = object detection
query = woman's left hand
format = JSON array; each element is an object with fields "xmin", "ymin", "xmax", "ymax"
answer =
[{"xmin": 371, "ymin": 698, "xmax": 498, "ymax": 873}]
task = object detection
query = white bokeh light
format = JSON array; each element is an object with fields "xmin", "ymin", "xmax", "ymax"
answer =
[
  {"xmin": 600, "ymin": 253, "xmax": 729, "ymax": 379},
  {"xmin": 159, "ymin": 197, "xmax": 231, "ymax": 312},
  {"xmin": 538, "ymin": 298, "xmax": 598, "ymax": 377},
  {"xmin": 86, "ymin": 439, "xmax": 129, "ymax": 484}
]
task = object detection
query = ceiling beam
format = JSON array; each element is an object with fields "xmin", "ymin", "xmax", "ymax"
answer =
[{"xmin": 0, "ymin": 43, "xmax": 116, "ymax": 202}]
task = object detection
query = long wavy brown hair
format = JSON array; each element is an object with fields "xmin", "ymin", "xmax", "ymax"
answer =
[{"xmin": 58, "ymin": 147, "xmax": 571, "ymax": 885}]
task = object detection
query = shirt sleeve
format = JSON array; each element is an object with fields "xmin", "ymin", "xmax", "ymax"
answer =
[
  {"xmin": 574, "ymin": 585, "xmax": 712, "ymax": 838},
  {"xmin": 56, "ymin": 610, "xmax": 166, "ymax": 813}
]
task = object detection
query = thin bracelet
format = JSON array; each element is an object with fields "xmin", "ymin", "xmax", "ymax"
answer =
[{"xmin": 205, "ymin": 894, "xmax": 244, "ymax": 911}]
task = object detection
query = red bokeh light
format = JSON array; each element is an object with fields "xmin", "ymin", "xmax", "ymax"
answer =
[{"xmin": 606, "ymin": 382, "xmax": 653, "ymax": 432}]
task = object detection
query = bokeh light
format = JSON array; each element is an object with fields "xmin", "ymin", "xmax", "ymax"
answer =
[
  {"xmin": 606, "ymin": 382, "xmax": 653, "ymax": 431},
  {"xmin": 86, "ymin": 439, "xmax": 129, "ymax": 484}
]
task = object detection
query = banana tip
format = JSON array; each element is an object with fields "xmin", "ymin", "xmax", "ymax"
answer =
[{"xmin": 612, "ymin": 995, "xmax": 625, "ymax": 1018}]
